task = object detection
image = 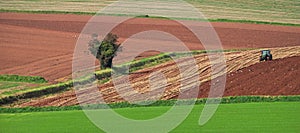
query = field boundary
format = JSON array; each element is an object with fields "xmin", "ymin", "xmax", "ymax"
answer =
[
  {"xmin": 1, "ymin": 9, "xmax": 299, "ymax": 27},
  {"xmin": 1, "ymin": 95, "xmax": 299, "ymax": 113}
]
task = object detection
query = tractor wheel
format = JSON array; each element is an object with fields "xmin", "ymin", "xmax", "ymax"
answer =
[
  {"xmin": 269, "ymin": 54, "xmax": 273, "ymax": 61},
  {"xmin": 260, "ymin": 56, "xmax": 264, "ymax": 61}
]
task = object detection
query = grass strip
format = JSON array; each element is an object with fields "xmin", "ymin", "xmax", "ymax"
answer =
[
  {"xmin": 0, "ymin": 82, "xmax": 20, "ymax": 90},
  {"xmin": 0, "ymin": 9, "xmax": 95, "ymax": 15},
  {"xmin": 1, "ymin": 95, "xmax": 299, "ymax": 113},
  {"xmin": 209, "ymin": 18, "xmax": 300, "ymax": 27}
]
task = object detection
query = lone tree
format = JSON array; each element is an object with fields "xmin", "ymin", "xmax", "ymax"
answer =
[{"xmin": 88, "ymin": 33, "xmax": 121, "ymax": 69}]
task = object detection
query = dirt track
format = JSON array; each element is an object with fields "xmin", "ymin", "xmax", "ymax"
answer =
[
  {"xmin": 1, "ymin": 13, "xmax": 300, "ymax": 82},
  {"xmin": 18, "ymin": 46, "xmax": 300, "ymax": 107}
]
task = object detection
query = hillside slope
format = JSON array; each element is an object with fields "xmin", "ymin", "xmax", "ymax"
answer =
[{"xmin": 17, "ymin": 46, "xmax": 300, "ymax": 107}]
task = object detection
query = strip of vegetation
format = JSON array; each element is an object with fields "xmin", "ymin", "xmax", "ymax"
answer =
[
  {"xmin": 0, "ymin": 9, "xmax": 299, "ymax": 27},
  {"xmin": 209, "ymin": 19, "xmax": 300, "ymax": 27},
  {"xmin": 1, "ymin": 95, "xmax": 299, "ymax": 113},
  {"xmin": 0, "ymin": 75, "xmax": 47, "ymax": 83},
  {"xmin": 0, "ymin": 9, "xmax": 95, "ymax": 15},
  {"xmin": 135, "ymin": 15, "xmax": 171, "ymax": 20},
  {"xmin": 0, "ymin": 81, "xmax": 73, "ymax": 105},
  {"xmin": 136, "ymin": 15, "xmax": 300, "ymax": 27},
  {"xmin": 0, "ymin": 82, "xmax": 20, "ymax": 90}
]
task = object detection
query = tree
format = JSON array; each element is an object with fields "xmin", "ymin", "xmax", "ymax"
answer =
[{"xmin": 88, "ymin": 33, "xmax": 120, "ymax": 69}]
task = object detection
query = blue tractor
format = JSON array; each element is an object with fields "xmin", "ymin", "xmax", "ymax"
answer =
[{"xmin": 260, "ymin": 50, "xmax": 273, "ymax": 61}]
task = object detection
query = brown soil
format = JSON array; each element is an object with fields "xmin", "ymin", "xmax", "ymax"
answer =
[
  {"xmin": 18, "ymin": 46, "xmax": 300, "ymax": 107},
  {"xmin": 195, "ymin": 56, "xmax": 300, "ymax": 98},
  {"xmin": 1, "ymin": 12, "xmax": 300, "ymax": 82}
]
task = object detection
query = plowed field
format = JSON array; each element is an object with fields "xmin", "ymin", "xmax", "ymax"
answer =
[{"xmin": 1, "ymin": 13, "xmax": 300, "ymax": 82}]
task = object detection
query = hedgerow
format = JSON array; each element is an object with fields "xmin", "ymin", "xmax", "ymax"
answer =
[
  {"xmin": 0, "ymin": 81, "xmax": 73, "ymax": 105},
  {"xmin": 0, "ymin": 75, "xmax": 47, "ymax": 83}
]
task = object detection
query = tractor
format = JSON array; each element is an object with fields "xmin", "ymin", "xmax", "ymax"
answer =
[{"xmin": 260, "ymin": 50, "xmax": 273, "ymax": 61}]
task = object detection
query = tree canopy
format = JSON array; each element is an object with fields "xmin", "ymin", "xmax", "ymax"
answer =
[{"xmin": 88, "ymin": 33, "xmax": 120, "ymax": 69}]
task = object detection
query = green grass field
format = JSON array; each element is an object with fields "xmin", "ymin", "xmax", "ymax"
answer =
[
  {"xmin": 0, "ymin": 102, "xmax": 299, "ymax": 132},
  {"xmin": 0, "ymin": 0, "xmax": 299, "ymax": 24}
]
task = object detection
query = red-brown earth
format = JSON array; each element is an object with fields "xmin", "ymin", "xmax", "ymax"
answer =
[
  {"xmin": 1, "ymin": 12, "xmax": 300, "ymax": 82},
  {"xmin": 195, "ymin": 56, "xmax": 300, "ymax": 98}
]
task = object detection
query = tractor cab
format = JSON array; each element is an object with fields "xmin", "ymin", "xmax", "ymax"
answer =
[{"xmin": 260, "ymin": 50, "xmax": 273, "ymax": 61}]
